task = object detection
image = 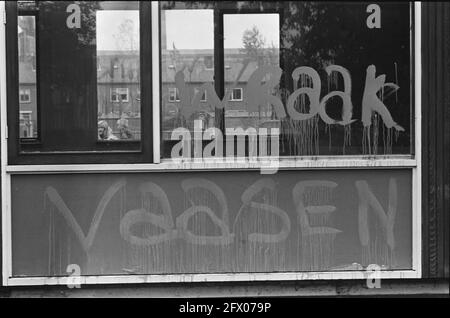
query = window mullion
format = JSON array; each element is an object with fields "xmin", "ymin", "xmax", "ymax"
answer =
[{"xmin": 151, "ymin": 1, "xmax": 161, "ymax": 163}]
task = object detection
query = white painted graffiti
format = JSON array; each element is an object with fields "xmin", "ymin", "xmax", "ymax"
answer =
[
  {"xmin": 44, "ymin": 177, "xmax": 398, "ymax": 253},
  {"xmin": 175, "ymin": 64, "xmax": 403, "ymax": 132}
]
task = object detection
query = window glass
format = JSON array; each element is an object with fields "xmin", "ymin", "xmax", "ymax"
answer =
[
  {"xmin": 19, "ymin": 89, "xmax": 31, "ymax": 103},
  {"xmin": 168, "ymin": 87, "xmax": 180, "ymax": 102},
  {"xmin": 200, "ymin": 90, "xmax": 207, "ymax": 102},
  {"xmin": 203, "ymin": 55, "xmax": 213, "ymax": 70},
  {"xmin": 18, "ymin": 15, "xmax": 37, "ymax": 139},
  {"xmin": 96, "ymin": 9, "xmax": 140, "ymax": 141},
  {"xmin": 160, "ymin": 3, "xmax": 216, "ymax": 158},
  {"xmin": 17, "ymin": 1, "xmax": 140, "ymax": 151},
  {"xmin": 11, "ymin": 170, "xmax": 412, "ymax": 276},
  {"xmin": 230, "ymin": 88, "xmax": 243, "ymax": 101},
  {"xmin": 224, "ymin": 13, "xmax": 279, "ymax": 133},
  {"xmin": 160, "ymin": 2, "xmax": 413, "ymax": 159}
]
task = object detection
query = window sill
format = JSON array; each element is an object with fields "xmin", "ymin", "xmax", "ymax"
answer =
[
  {"xmin": 5, "ymin": 156, "xmax": 416, "ymax": 174},
  {"xmin": 3, "ymin": 269, "xmax": 421, "ymax": 287}
]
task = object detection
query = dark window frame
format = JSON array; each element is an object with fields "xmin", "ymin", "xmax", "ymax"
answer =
[{"xmin": 6, "ymin": 1, "xmax": 153, "ymax": 165}]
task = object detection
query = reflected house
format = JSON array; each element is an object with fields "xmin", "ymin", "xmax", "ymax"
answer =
[
  {"xmin": 161, "ymin": 47, "xmax": 280, "ymax": 139},
  {"xmin": 3, "ymin": 1, "xmax": 449, "ymax": 298},
  {"xmin": 18, "ymin": 23, "xmax": 37, "ymax": 138},
  {"xmin": 97, "ymin": 51, "xmax": 141, "ymax": 139},
  {"xmin": 19, "ymin": 43, "xmax": 279, "ymax": 140},
  {"xmin": 19, "ymin": 49, "xmax": 142, "ymax": 140}
]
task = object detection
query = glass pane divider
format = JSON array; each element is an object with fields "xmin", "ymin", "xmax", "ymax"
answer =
[{"xmin": 152, "ymin": 1, "xmax": 161, "ymax": 163}]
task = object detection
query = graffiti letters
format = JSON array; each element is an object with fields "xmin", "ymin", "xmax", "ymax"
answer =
[
  {"xmin": 45, "ymin": 177, "xmax": 397, "ymax": 255},
  {"xmin": 175, "ymin": 64, "xmax": 400, "ymax": 132}
]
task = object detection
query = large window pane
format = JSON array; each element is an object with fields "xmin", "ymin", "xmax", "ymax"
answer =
[
  {"xmin": 159, "ymin": 2, "xmax": 413, "ymax": 159},
  {"xmin": 223, "ymin": 13, "xmax": 280, "ymax": 133},
  {"xmin": 17, "ymin": 1, "xmax": 141, "ymax": 151},
  {"xmin": 11, "ymin": 170, "xmax": 412, "ymax": 276},
  {"xmin": 96, "ymin": 9, "xmax": 140, "ymax": 141},
  {"xmin": 160, "ymin": 4, "xmax": 216, "ymax": 158},
  {"xmin": 277, "ymin": 2, "xmax": 412, "ymax": 156}
]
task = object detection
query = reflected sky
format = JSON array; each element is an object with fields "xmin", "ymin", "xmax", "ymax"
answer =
[
  {"xmin": 224, "ymin": 14, "xmax": 280, "ymax": 49},
  {"xmin": 96, "ymin": 9, "xmax": 279, "ymax": 51},
  {"xmin": 163, "ymin": 10, "xmax": 280, "ymax": 50},
  {"xmin": 97, "ymin": 10, "xmax": 139, "ymax": 51}
]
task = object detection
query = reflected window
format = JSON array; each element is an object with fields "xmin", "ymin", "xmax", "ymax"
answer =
[
  {"xmin": 230, "ymin": 88, "xmax": 243, "ymax": 101},
  {"xmin": 204, "ymin": 55, "xmax": 213, "ymax": 70},
  {"xmin": 96, "ymin": 8, "xmax": 140, "ymax": 141},
  {"xmin": 168, "ymin": 87, "xmax": 180, "ymax": 102},
  {"xmin": 159, "ymin": 2, "xmax": 412, "ymax": 158},
  {"xmin": 19, "ymin": 111, "xmax": 33, "ymax": 139},
  {"xmin": 18, "ymin": 15, "xmax": 37, "ymax": 139},
  {"xmin": 201, "ymin": 91, "xmax": 207, "ymax": 102},
  {"xmin": 19, "ymin": 89, "xmax": 31, "ymax": 103},
  {"xmin": 110, "ymin": 88, "xmax": 129, "ymax": 103}
]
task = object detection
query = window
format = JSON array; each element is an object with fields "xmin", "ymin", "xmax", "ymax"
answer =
[
  {"xmin": 19, "ymin": 88, "xmax": 31, "ymax": 103},
  {"xmin": 18, "ymin": 15, "xmax": 37, "ymax": 140},
  {"xmin": 168, "ymin": 87, "xmax": 180, "ymax": 102},
  {"xmin": 229, "ymin": 88, "xmax": 243, "ymax": 101},
  {"xmin": 160, "ymin": 2, "xmax": 413, "ymax": 158},
  {"xmin": 194, "ymin": 88, "xmax": 207, "ymax": 102},
  {"xmin": 151, "ymin": 1, "xmax": 418, "ymax": 278},
  {"xmin": 160, "ymin": 5, "xmax": 217, "ymax": 158},
  {"xmin": 7, "ymin": 1, "xmax": 152, "ymax": 164},
  {"xmin": 201, "ymin": 90, "xmax": 207, "ymax": 102},
  {"xmin": 204, "ymin": 55, "xmax": 213, "ymax": 70},
  {"xmin": 224, "ymin": 13, "xmax": 279, "ymax": 136},
  {"xmin": 3, "ymin": 1, "xmax": 423, "ymax": 285},
  {"xmin": 110, "ymin": 88, "xmax": 129, "ymax": 103},
  {"xmin": 19, "ymin": 110, "xmax": 34, "ymax": 138}
]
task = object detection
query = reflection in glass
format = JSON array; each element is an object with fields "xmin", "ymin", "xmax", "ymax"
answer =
[
  {"xmin": 18, "ymin": 15, "xmax": 37, "ymax": 139},
  {"xmin": 159, "ymin": 2, "xmax": 412, "ymax": 158},
  {"xmin": 160, "ymin": 8, "xmax": 215, "ymax": 158},
  {"xmin": 17, "ymin": 1, "xmax": 141, "ymax": 150},
  {"xmin": 224, "ymin": 14, "xmax": 280, "ymax": 132},
  {"xmin": 96, "ymin": 9, "xmax": 140, "ymax": 141}
]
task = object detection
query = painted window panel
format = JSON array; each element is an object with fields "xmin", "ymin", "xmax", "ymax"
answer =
[{"xmin": 11, "ymin": 170, "xmax": 412, "ymax": 277}]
